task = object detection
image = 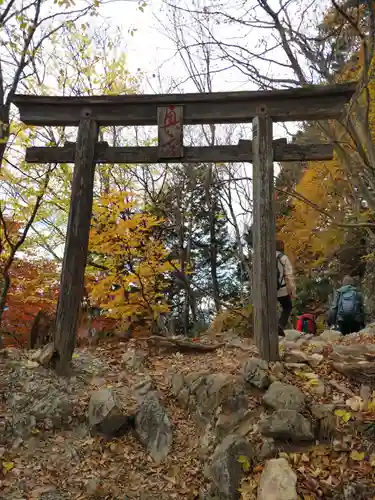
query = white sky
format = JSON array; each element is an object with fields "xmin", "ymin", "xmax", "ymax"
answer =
[
  {"xmin": 100, "ymin": 0, "xmax": 299, "ymax": 134},
  {"xmin": 6, "ymin": 0, "xmax": 309, "ymax": 260},
  {"xmin": 95, "ymin": 0, "xmax": 299, "ymax": 231}
]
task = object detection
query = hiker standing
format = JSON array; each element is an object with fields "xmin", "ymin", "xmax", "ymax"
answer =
[
  {"xmin": 327, "ymin": 276, "xmax": 365, "ymax": 335},
  {"xmin": 276, "ymin": 240, "xmax": 296, "ymax": 336}
]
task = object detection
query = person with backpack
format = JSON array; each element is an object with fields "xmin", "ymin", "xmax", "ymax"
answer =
[
  {"xmin": 276, "ymin": 240, "xmax": 296, "ymax": 336},
  {"xmin": 327, "ymin": 276, "xmax": 365, "ymax": 335}
]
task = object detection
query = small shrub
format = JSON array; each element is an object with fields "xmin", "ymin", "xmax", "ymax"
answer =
[{"xmin": 208, "ymin": 305, "xmax": 253, "ymax": 337}]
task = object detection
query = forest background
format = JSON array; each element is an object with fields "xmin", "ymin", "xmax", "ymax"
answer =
[{"xmin": 0, "ymin": 0, "xmax": 373, "ymax": 346}]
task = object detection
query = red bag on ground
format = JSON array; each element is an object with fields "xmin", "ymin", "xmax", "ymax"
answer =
[{"xmin": 296, "ymin": 313, "xmax": 317, "ymax": 335}]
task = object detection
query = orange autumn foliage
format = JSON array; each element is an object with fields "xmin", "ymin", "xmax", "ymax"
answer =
[{"xmin": 1, "ymin": 258, "xmax": 59, "ymax": 346}]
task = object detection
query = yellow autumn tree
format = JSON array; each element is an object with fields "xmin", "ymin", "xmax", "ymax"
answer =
[
  {"xmin": 278, "ymin": 38, "xmax": 375, "ymax": 275},
  {"xmin": 278, "ymin": 154, "xmax": 352, "ymax": 273},
  {"xmin": 87, "ymin": 191, "xmax": 176, "ymax": 333}
]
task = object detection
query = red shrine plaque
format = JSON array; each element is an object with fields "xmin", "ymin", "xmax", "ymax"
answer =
[{"xmin": 157, "ymin": 105, "xmax": 184, "ymax": 159}]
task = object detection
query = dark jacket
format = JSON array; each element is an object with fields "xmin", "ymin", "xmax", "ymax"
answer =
[{"xmin": 328, "ymin": 284, "xmax": 365, "ymax": 326}]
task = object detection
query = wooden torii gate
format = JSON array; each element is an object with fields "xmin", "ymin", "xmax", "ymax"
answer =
[{"xmin": 12, "ymin": 82, "xmax": 356, "ymax": 373}]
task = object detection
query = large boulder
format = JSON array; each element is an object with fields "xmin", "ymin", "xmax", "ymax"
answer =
[
  {"xmin": 135, "ymin": 391, "xmax": 173, "ymax": 464},
  {"xmin": 311, "ymin": 404, "xmax": 336, "ymax": 440},
  {"xmin": 356, "ymin": 322, "xmax": 375, "ymax": 337},
  {"xmin": 320, "ymin": 330, "xmax": 342, "ymax": 342},
  {"xmin": 9, "ymin": 388, "xmax": 72, "ymax": 435},
  {"xmin": 135, "ymin": 376, "xmax": 156, "ymax": 397},
  {"xmin": 37, "ymin": 342, "xmax": 55, "ymax": 366},
  {"xmin": 121, "ymin": 348, "xmax": 146, "ymax": 371},
  {"xmin": 282, "ymin": 350, "xmax": 309, "ymax": 364},
  {"xmin": 306, "ymin": 340, "xmax": 327, "ymax": 354},
  {"xmin": 259, "ymin": 410, "xmax": 314, "ymax": 441},
  {"xmin": 209, "ymin": 434, "xmax": 254, "ymax": 500},
  {"xmin": 257, "ymin": 458, "xmax": 297, "ymax": 500},
  {"xmin": 88, "ymin": 388, "xmax": 126, "ymax": 436},
  {"xmin": 242, "ymin": 358, "xmax": 270, "ymax": 390},
  {"xmin": 307, "ymin": 353, "xmax": 324, "ymax": 368},
  {"xmin": 171, "ymin": 372, "xmax": 247, "ymax": 427},
  {"xmin": 263, "ymin": 382, "xmax": 305, "ymax": 412},
  {"xmin": 330, "ymin": 344, "xmax": 375, "ymax": 362},
  {"xmin": 29, "ymin": 393, "xmax": 72, "ymax": 429},
  {"xmin": 284, "ymin": 330, "xmax": 302, "ymax": 342}
]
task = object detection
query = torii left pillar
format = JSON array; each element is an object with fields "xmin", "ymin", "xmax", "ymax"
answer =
[{"xmin": 54, "ymin": 108, "xmax": 98, "ymax": 374}]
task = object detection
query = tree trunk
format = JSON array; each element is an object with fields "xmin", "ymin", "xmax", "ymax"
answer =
[
  {"xmin": 0, "ymin": 104, "xmax": 10, "ymax": 170},
  {"xmin": 206, "ymin": 163, "xmax": 221, "ymax": 312},
  {"xmin": 0, "ymin": 272, "xmax": 10, "ymax": 347}
]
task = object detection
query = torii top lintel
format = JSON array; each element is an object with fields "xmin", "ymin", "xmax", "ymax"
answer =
[{"xmin": 12, "ymin": 82, "xmax": 357, "ymax": 127}]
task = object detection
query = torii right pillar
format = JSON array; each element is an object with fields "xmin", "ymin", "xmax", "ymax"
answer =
[{"xmin": 252, "ymin": 111, "xmax": 279, "ymax": 361}]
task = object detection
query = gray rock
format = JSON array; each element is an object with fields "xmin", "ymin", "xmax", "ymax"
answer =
[
  {"xmin": 225, "ymin": 336, "xmax": 245, "ymax": 348},
  {"xmin": 171, "ymin": 372, "xmax": 249, "ymax": 452},
  {"xmin": 257, "ymin": 458, "xmax": 297, "ymax": 500},
  {"xmin": 357, "ymin": 322, "xmax": 375, "ymax": 336},
  {"xmin": 5, "ymin": 347, "xmax": 21, "ymax": 360},
  {"xmin": 188, "ymin": 372, "xmax": 247, "ymax": 421},
  {"xmin": 210, "ymin": 434, "xmax": 254, "ymax": 500},
  {"xmin": 7, "ymin": 387, "xmax": 72, "ymax": 438},
  {"xmin": 317, "ymin": 413, "xmax": 337, "ymax": 441},
  {"xmin": 342, "ymin": 482, "xmax": 375, "ymax": 500},
  {"xmin": 121, "ymin": 348, "xmax": 146, "ymax": 370},
  {"xmin": 259, "ymin": 438, "xmax": 277, "ymax": 460},
  {"xmin": 283, "ymin": 350, "xmax": 309, "ymax": 364},
  {"xmin": 284, "ymin": 362, "xmax": 310, "ymax": 372},
  {"xmin": 259, "ymin": 410, "xmax": 314, "ymax": 441},
  {"xmin": 307, "ymin": 353, "xmax": 324, "ymax": 368},
  {"xmin": 30, "ymin": 348, "xmax": 42, "ymax": 361},
  {"xmin": 242, "ymin": 358, "xmax": 270, "ymax": 389},
  {"xmin": 88, "ymin": 388, "xmax": 125, "ymax": 435},
  {"xmin": 215, "ymin": 410, "xmax": 256, "ymax": 440},
  {"xmin": 320, "ymin": 330, "xmax": 342, "ymax": 342},
  {"xmin": 270, "ymin": 362, "xmax": 285, "ymax": 378},
  {"xmin": 38, "ymin": 342, "xmax": 55, "ymax": 366},
  {"xmin": 177, "ymin": 387, "xmax": 190, "ymax": 408},
  {"xmin": 284, "ymin": 330, "xmax": 302, "ymax": 342},
  {"xmin": 279, "ymin": 339, "xmax": 301, "ymax": 351},
  {"xmin": 263, "ymin": 382, "xmax": 305, "ymax": 412},
  {"xmin": 135, "ymin": 391, "xmax": 173, "ymax": 463},
  {"xmin": 309, "ymin": 379, "xmax": 326, "ymax": 396},
  {"xmin": 310, "ymin": 404, "xmax": 335, "ymax": 420},
  {"xmin": 171, "ymin": 373, "xmax": 185, "ymax": 396},
  {"xmin": 303, "ymin": 334, "xmax": 315, "ymax": 340},
  {"xmin": 29, "ymin": 393, "xmax": 72, "ymax": 429},
  {"xmin": 135, "ymin": 376, "xmax": 156, "ymax": 398},
  {"xmin": 330, "ymin": 344, "xmax": 375, "ymax": 362},
  {"xmin": 308, "ymin": 340, "xmax": 327, "ymax": 354}
]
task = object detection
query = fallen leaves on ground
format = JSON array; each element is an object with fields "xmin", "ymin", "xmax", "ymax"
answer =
[{"xmin": 2, "ymin": 332, "xmax": 375, "ymax": 499}]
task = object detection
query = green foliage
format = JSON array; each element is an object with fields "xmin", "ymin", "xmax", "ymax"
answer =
[{"xmin": 293, "ymin": 276, "xmax": 333, "ymax": 316}]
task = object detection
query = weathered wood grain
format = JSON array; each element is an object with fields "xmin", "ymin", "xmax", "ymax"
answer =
[
  {"xmin": 12, "ymin": 82, "xmax": 356, "ymax": 126},
  {"xmin": 252, "ymin": 114, "xmax": 279, "ymax": 362},
  {"xmin": 157, "ymin": 105, "xmax": 183, "ymax": 159},
  {"xmin": 54, "ymin": 117, "xmax": 98, "ymax": 374},
  {"xmin": 25, "ymin": 142, "xmax": 333, "ymax": 164}
]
